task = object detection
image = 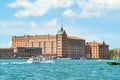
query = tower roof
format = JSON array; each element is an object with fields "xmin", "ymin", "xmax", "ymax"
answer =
[{"xmin": 57, "ymin": 24, "xmax": 66, "ymax": 34}]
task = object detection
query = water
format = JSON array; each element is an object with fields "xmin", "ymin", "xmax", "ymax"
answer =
[{"xmin": 0, "ymin": 59, "xmax": 120, "ymax": 80}]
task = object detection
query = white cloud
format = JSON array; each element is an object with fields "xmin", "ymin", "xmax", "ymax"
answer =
[
  {"xmin": 45, "ymin": 19, "xmax": 58, "ymax": 27},
  {"xmin": 8, "ymin": 0, "xmax": 75, "ymax": 17},
  {"xmin": 63, "ymin": 9, "xmax": 77, "ymax": 18},
  {"xmin": 77, "ymin": 0, "xmax": 120, "ymax": 18},
  {"xmin": 0, "ymin": 19, "xmax": 58, "ymax": 35},
  {"xmin": 8, "ymin": 0, "xmax": 120, "ymax": 18},
  {"xmin": 8, "ymin": 0, "xmax": 32, "ymax": 8},
  {"xmin": 29, "ymin": 22, "xmax": 39, "ymax": 28},
  {"xmin": 0, "ymin": 21, "xmax": 30, "ymax": 34},
  {"xmin": 79, "ymin": 11, "xmax": 103, "ymax": 18}
]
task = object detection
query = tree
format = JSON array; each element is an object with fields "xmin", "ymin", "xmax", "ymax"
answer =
[{"xmin": 108, "ymin": 50, "xmax": 114, "ymax": 59}]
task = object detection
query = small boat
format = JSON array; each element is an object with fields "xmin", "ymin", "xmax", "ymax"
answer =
[
  {"xmin": 27, "ymin": 55, "xmax": 53, "ymax": 63},
  {"xmin": 107, "ymin": 62, "xmax": 120, "ymax": 65}
]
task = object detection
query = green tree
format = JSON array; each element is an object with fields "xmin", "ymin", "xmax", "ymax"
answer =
[{"xmin": 108, "ymin": 50, "xmax": 114, "ymax": 59}]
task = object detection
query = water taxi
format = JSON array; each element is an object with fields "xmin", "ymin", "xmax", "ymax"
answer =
[{"xmin": 27, "ymin": 55, "xmax": 53, "ymax": 63}]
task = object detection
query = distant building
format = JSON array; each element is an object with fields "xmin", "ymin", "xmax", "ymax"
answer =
[
  {"xmin": 12, "ymin": 26, "xmax": 85, "ymax": 58},
  {"xmin": 112, "ymin": 48, "xmax": 120, "ymax": 53},
  {"xmin": 0, "ymin": 48, "xmax": 14, "ymax": 58},
  {"xmin": 112, "ymin": 48, "xmax": 120, "ymax": 59},
  {"xmin": 16, "ymin": 47, "xmax": 42, "ymax": 58},
  {"xmin": 85, "ymin": 41, "xmax": 109, "ymax": 59}
]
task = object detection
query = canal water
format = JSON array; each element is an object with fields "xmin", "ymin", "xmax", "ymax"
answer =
[{"xmin": 0, "ymin": 59, "xmax": 120, "ymax": 80}]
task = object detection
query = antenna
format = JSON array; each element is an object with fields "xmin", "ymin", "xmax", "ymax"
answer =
[
  {"xmin": 61, "ymin": 23, "xmax": 63, "ymax": 28},
  {"xmin": 60, "ymin": 19, "xmax": 63, "ymax": 27}
]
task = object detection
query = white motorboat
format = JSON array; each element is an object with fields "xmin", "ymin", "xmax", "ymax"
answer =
[{"xmin": 27, "ymin": 56, "xmax": 53, "ymax": 63}]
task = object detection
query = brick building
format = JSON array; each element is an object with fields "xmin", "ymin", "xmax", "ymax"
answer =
[
  {"xmin": 85, "ymin": 41, "xmax": 109, "ymax": 59},
  {"xmin": 12, "ymin": 26, "xmax": 85, "ymax": 58},
  {"xmin": 0, "ymin": 48, "xmax": 14, "ymax": 58}
]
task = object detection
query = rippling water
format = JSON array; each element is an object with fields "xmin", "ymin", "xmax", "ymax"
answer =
[{"xmin": 0, "ymin": 59, "xmax": 120, "ymax": 80}]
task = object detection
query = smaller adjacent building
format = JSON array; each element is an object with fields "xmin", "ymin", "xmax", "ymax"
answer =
[
  {"xmin": 85, "ymin": 41, "xmax": 109, "ymax": 59},
  {"xmin": 0, "ymin": 48, "xmax": 14, "ymax": 58},
  {"xmin": 16, "ymin": 47, "xmax": 42, "ymax": 58}
]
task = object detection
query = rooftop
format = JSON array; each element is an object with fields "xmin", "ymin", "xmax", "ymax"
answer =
[
  {"xmin": 57, "ymin": 25, "xmax": 66, "ymax": 34},
  {"xmin": 86, "ymin": 41, "xmax": 108, "ymax": 46},
  {"xmin": 67, "ymin": 36, "xmax": 84, "ymax": 40}
]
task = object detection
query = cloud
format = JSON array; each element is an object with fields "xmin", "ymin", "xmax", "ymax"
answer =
[
  {"xmin": 79, "ymin": 11, "xmax": 103, "ymax": 18},
  {"xmin": 45, "ymin": 19, "xmax": 58, "ymax": 27},
  {"xmin": 0, "ymin": 19, "xmax": 58, "ymax": 35},
  {"xmin": 29, "ymin": 22, "xmax": 39, "ymax": 28},
  {"xmin": 8, "ymin": 0, "xmax": 75, "ymax": 17},
  {"xmin": 77, "ymin": 0, "xmax": 120, "ymax": 18},
  {"xmin": 8, "ymin": 0, "xmax": 120, "ymax": 18},
  {"xmin": 0, "ymin": 21, "xmax": 32, "ymax": 34},
  {"xmin": 63, "ymin": 9, "xmax": 77, "ymax": 18}
]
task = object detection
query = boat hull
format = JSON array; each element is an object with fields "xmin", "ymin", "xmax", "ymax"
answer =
[{"xmin": 107, "ymin": 62, "xmax": 120, "ymax": 65}]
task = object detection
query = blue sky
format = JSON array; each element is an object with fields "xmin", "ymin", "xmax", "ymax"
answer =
[{"xmin": 0, "ymin": 0, "xmax": 120, "ymax": 49}]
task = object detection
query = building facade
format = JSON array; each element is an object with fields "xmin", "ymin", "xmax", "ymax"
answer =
[
  {"xmin": 0, "ymin": 48, "xmax": 14, "ymax": 58},
  {"xmin": 85, "ymin": 41, "xmax": 109, "ymax": 59},
  {"xmin": 12, "ymin": 27, "xmax": 85, "ymax": 58},
  {"xmin": 67, "ymin": 36, "xmax": 85, "ymax": 58},
  {"xmin": 16, "ymin": 47, "xmax": 42, "ymax": 58}
]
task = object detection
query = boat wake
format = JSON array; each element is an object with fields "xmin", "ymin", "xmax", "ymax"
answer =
[
  {"xmin": 27, "ymin": 60, "xmax": 55, "ymax": 64},
  {"xmin": 0, "ymin": 61, "xmax": 32, "ymax": 65},
  {"xmin": 39, "ymin": 60, "xmax": 55, "ymax": 64},
  {"xmin": 27, "ymin": 55, "xmax": 54, "ymax": 64},
  {"xmin": 97, "ymin": 59, "xmax": 103, "ymax": 61},
  {"xmin": 0, "ymin": 60, "xmax": 55, "ymax": 65}
]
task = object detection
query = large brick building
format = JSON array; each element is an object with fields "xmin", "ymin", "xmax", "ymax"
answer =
[
  {"xmin": 12, "ymin": 27, "xmax": 85, "ymax": 58},
  {"xmin": 85, "ymin": 41, "xmax": 109, "ymax": 59}
]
